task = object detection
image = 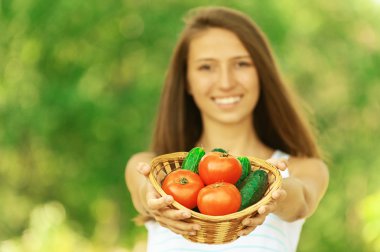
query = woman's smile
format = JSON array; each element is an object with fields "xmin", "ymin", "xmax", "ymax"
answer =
[{"xmin": 212, "ymin": 95, "xmax": 243, "ymax": 107}]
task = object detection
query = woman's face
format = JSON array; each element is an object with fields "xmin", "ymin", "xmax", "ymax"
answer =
[{"xmin": 187, "ymin": 28, "xmax": 260, "ymax": 126}]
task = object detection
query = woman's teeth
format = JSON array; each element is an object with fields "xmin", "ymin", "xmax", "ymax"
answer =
[{"xmin": 213, "ymin": 96, "xmax": 241, "ymax": 105}]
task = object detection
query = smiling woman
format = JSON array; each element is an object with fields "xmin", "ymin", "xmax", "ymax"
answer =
[{"xmin": 125, "ymin": 6, "xmax": 329, "ymax": 252}]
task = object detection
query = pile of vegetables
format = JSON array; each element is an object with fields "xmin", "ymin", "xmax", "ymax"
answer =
[{"xmin": 161, "ymin": 147, "xmax": 269, "ymax": 216}]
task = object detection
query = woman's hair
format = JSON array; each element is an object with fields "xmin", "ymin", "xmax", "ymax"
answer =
[{"xmin": 151, "ymin": 6, "xmax": 321, "ymax": 158}]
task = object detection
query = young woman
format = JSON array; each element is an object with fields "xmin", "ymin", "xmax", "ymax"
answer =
[{"xmin": 126, "ymin": 6, "xmax": 329, "ymax": 252}]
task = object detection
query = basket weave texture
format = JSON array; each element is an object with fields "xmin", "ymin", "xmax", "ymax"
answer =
[{"xmin": 149, "ymin": 152, "xmax": 282, "ymax": 244}]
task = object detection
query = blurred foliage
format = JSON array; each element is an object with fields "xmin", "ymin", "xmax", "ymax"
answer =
[{"xmin": 0, "ymin": 0, "xmax": 380, "ymax": 251}]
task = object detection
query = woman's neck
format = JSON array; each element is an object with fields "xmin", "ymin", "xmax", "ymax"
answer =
[{"xmin": 196, "ymin": 119, "xmax": 273, "ymax": 159}]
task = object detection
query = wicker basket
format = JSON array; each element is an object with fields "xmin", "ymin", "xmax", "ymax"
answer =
[{"xmin": 149, "ymin": 152, "xmax": 282, "ymax": 244}]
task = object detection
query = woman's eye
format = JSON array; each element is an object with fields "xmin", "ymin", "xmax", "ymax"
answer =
[
  {"xmin": 198, "ymin": 64, "xmax": 212, "ymax": 71},
  {"xmin": 236, "ymin": 61, "xmax": 252, "ymax": 68}
]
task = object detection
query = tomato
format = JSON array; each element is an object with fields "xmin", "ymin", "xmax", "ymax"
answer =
[
  {"xmin": 197, "ymin": 182, "xmax": 241, "ymax": 216},
  {"xmin": 198, "ymin": 152, "xmax": 242, "ymax": 185},
  {"xmin": 161, "ymin": 169, "xmax": 204, "ymax": 209}
]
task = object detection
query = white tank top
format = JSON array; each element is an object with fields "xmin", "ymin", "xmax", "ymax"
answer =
[{"xmin": 145, "ymin": 150, "xmax": 305, "ymax": 252}]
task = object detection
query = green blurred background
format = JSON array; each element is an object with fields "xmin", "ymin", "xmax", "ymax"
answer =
[{"xmin": 1, "ymin": 0, "xmax": 380, "ymax": 251}]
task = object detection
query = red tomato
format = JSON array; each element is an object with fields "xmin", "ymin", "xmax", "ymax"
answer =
[
  {"xmin": 197, "ymin": 182, "xmax": 241, "ymax": 216},
  {"xmin": 161, "ymin": 169, "xmax": 204, "ymax": 209},
  {"xmin": 198, "ymin": 152, "xmax": 242, "ymax": 185}
]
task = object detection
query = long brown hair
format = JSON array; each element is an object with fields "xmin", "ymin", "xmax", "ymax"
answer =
[{"xmin": 151, "ymin": 6, "xmax": 321, "ymax": 158}]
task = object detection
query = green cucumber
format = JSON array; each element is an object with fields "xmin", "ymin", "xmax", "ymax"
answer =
[
  {"xmin": 238, "ymin": 169, "xmax": 269, "ymax": 210},
  {"xmin": 235, "ymin": 156, "xmax": 251, "ymax": 188},
  {"xmin": 211, "ymin": 148, "xmax": 228, "ymax": 153},
  {"xmin": 181, "ymin": 147, "xmax": 205, "ymax": 173}
]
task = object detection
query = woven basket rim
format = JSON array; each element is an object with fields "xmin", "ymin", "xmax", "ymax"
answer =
[{"xmin": 149, "ymin": 152, "xmax": 282, "ymax": 222}]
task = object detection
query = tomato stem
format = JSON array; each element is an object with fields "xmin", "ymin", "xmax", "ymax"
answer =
[
  {"xmin": 212, "ymin": 182, "xmax": 223, "ymax": 188},
  {"xmin": 179, "ymin": 177, "xmax": 188, "ymax": 184},
  {"xmin": 221, "ymin": 153, "xmax": 229, "ymax": 158}
]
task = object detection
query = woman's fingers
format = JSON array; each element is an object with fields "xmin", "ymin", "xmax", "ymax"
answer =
[
  {"xmin": 258, "ymin": 202, "xmax": 278, "ymax": 216},
  {"xmin": 238, "ymin": 225, "xmax": 256, "ymax": 236},
  {"xmin": 257, "ymin": 190, "xmax": 285, "ymax": 216},
  {"xmin": 272, "ymin": 188, "xmax": 287, "ymax": 201},
  {"xmin": 160, "ymin": 208, "xmax": 193, "ymax": 220},
  {"xmin": 239, "ymin": 214, "xmax": 266, "ymax": 236},
  {"xmin": 159, "ymin": 222, "xmax": 197, "ymax": 236},
  {"xmin": 266, "ymin": 158, "xmax": 288, "ymax": 171},
  {"xmin": 147, "ymin": 194, "xmax": 174, "ymax": 210},
  {"xmin": 156, "ymin": 214, "xmax": 200, "ymax": 234},
  {"xmin": 145, "ymin": 183, "xmax": 199, "ymax": 221},
  {"xmin": 145, "ymin": 182, "xmax": 174, "ymax": 210},
  {"xmin": 242, "ymin": 214, "xmax": 266, "ymax": 227},
  {"xmin": 239, "ymin": 189, "xmax": 287, "ymax": 236}
]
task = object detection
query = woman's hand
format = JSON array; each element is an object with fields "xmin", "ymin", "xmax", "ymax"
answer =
[
  {"xmin": 137, "ymin": 162, "xmax": 201, "ymax": 236},
  {"xmin": 238, "ymin": 158, "xmax": 288, "ymax": 236}
]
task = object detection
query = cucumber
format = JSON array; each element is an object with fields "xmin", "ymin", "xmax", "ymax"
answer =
[
  {"xmin": 235, "ymin": 156, "xmax": 251, "ymax": 188},
  {"xmin": 211, "ymin": 148, "xmax": 228, "ymax": 153},
  {"xmin": 238, "ymin": 169, "xmax": 269, "ymax": 210},
  {"xmin": 181, "ymin": 147, "xmax": 205, "ymax": 173}
]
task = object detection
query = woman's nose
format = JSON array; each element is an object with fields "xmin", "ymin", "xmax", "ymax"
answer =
[{"xmin": 218, "ymin": 66, "xmax": 236, "ymax": 90}]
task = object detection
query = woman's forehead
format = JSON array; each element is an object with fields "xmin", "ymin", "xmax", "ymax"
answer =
[{"xmin": 188, "ymin": 28, "xmax": 249, "ymax": 61}]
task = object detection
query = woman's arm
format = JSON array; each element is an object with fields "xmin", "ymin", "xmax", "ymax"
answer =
[
  {"xmin": 125, "ymin": 152, "xmax": 155, "ymax": 218},
  {"xmin": 275, "ymin": 157, "xmax": 329, "ymax": 221}
]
